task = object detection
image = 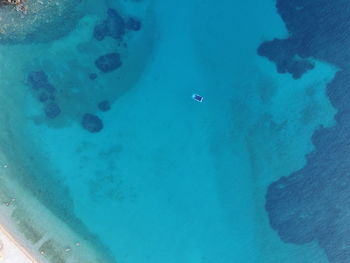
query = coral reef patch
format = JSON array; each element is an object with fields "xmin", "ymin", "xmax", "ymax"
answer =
[
  {"xmin": 97, "ymin": 100, "xmax": 111, "ymax": 112},
  {"xmin": 93, "ymin": 8, "xmax": 142, "ymax": 41},
  {"xmin": 81, "ymin": 113, "xmax": 103, "ymax": 133},
  {"xmin": 125, "ymin": 17, "xmax": 142, "ymax": 31},
  {"xmin": 93, "ymin": 8, "xmax": 126, "ymax": 41},
  {"xmin": 44, "ymin": 102, "xmax": 61, "ymax": 119},
  {"xmin": 260, "ymin": 1, "xmax": 350, "ymax": 262},
  {"xmin": 95, "ymin": 53, "xmax": 122, "ymax": 73},
  {"xmin": 27, "ymin": 70, "xmax": 60, "ymax": 119}
]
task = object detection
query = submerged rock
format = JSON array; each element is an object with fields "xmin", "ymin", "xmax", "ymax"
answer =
[
  {"xmin": 49, "ymin": 94, "xmax": 55, "ymax": 101},
  {"xmin": 27, "ymin": 71, "xmax": 49, "ymax": 89},
  {"xmin": 260, "ymin": 0, "xmax": 350, "ymax": 262},
  {"xmin": 107, "ymin": 8, "xmax": 125, "ymax": 40},
  {"xmin": 44, "ymin": 84, "xmax": 56, "ymax": 94},
  {"xmin": 38, "ymin": 92, "xmax": 49, "ymax": 102},
  {"xmin": 44, "ymin": 102, "xmax": 61, "ymax": 119},
  {"xmin": 95, "ymin": 53, "xmax": 122, "ymax": 73},
  {"xmin": 258, "ymin": 39, "xmax": 315, "ymax": 79},
  {"xmin": 93, "ymin": 8, "xmax": 125, "ymax": 41},
  {"xmin": 126, "ymin": 17, "xmax": 142, "ymax": 31},
  {"xmin": 81, "ymin": 114, "xmax": 103, "ymax": 133},
  {"xmin": 89, "ymin": 73, "xmax": 97, "ymax": 80},
  {"xmin": 93, "ymin": 23, "xmax": 108, "ymax": 41},
  {"xmin": 98, "ymin": 100, "xmax": 111, "ymax": 112},
  {"xmin": 27, "ymin": 70, "xmax": 56, "ymax": 92}
]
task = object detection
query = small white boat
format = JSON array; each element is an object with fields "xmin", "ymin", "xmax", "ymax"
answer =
[{"xmin": 192, "ymin": 94, "xmax": 203, "ymax": 102}]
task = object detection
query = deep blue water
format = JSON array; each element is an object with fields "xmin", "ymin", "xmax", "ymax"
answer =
[{"xmin": 0, "ymin": 0, "xmax": 348, "ymax": 262}]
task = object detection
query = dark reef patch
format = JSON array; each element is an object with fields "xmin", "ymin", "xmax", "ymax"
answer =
[
  {"xmin": 38, "ymin": 92, "xmax": 49, "ymax": 103},
  {"xmin": 27, "ymin": 71, "xmax": 49, "ymax": 90},
  {"xmin": 98, "ymin": 100, "xmax": 111, "ymax": 112},
  {"xmin": 81, "ymin": 113, "xmax": 103, "ymax": 133},
  {"xmin": 93, "ymin": 8, "xmax": 142, "ymax": 42},
  {"xmin": 260, "ymin": 1, "xmax": 350, "ymax": 262},
  {"xmin": 95, "ymin": 53, "xmax": 122, "ymax": 73},
  {"xmin": 44, "ymin": 84, "xmax": 56, "ymax": 94},
  {"xmin": 27, "ymin": 70, "xmax": 61, "ymax": 119},
  {"xmin": 258, "ymin": 39, "xmax": 315, "ymax": 79},
  {"xmin": 44, "ymin": 102, "xmax": 61, "ymax": 119},
  {"xmin": 93, "ymin": 8, "xmax": 126, "ymax": 41},
  {"xmin": 89, "ymin": 73, "xmax": 98, "ymax": 80},
  {"xmin": 125, "ymin": 17, "xmax": 142, "ymax": 31}
]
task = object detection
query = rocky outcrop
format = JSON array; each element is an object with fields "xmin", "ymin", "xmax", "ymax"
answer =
[
  {"xmin": 97, "ymin": 100, "xmax": 111, "ymax": 112},
  {"xmin": 44, "ymin": 102, "xmax": 61, "ymax": 119},
  {"xmin": 93, "ymin": 8, "xmax": 126, "ymax": 41},
  {"xmin": 81, "ymin": 114, "xmax": 103, "ymax": 133},
  {"xmin": 95, "ymin": 53, "xmax": 122, "ymax": 73}
]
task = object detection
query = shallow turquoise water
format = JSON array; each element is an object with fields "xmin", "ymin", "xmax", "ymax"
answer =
[{"xmin": 0, "ymin": 0, "xmax": 340, "ymax": 262}]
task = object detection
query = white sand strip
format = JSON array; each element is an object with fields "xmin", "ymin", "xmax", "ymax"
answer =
[{"xmin": 0, "ymin": 223, "xmax": 39, "ymax": 263}]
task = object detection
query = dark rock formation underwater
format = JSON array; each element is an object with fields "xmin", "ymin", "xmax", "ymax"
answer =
[
  {"xmin": 259, "ymin": 1, "xmax": 350, "ymax": 262},
  {"xmin": 0, "ymin": 2, "xmax": 148, "ymax": 262},
  {"xmin": 24, "ymin": 7, "xmax": 142, "ymax": 133}
]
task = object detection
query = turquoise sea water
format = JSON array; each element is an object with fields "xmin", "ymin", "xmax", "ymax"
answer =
[{"xmin": 0, "ymin": 0, "xmax": 342, "ymax": 262}]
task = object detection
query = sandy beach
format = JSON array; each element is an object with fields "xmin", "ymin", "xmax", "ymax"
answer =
[
  {"xmin": 0, "ymin": 223, "xmax": 38, "ymax": 263},
  {"xmin": 0, "ymin": 149, "xmax": 116, "ymax": 263}
]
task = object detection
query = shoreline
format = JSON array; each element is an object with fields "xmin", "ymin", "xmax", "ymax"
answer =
[
  {"xmin": 0, "ymin": 150, "xmax": 116, "ymax": 263},
  {"xmin": 0, "ymin": 222, "xmax": 39, "ymax": 263}
]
